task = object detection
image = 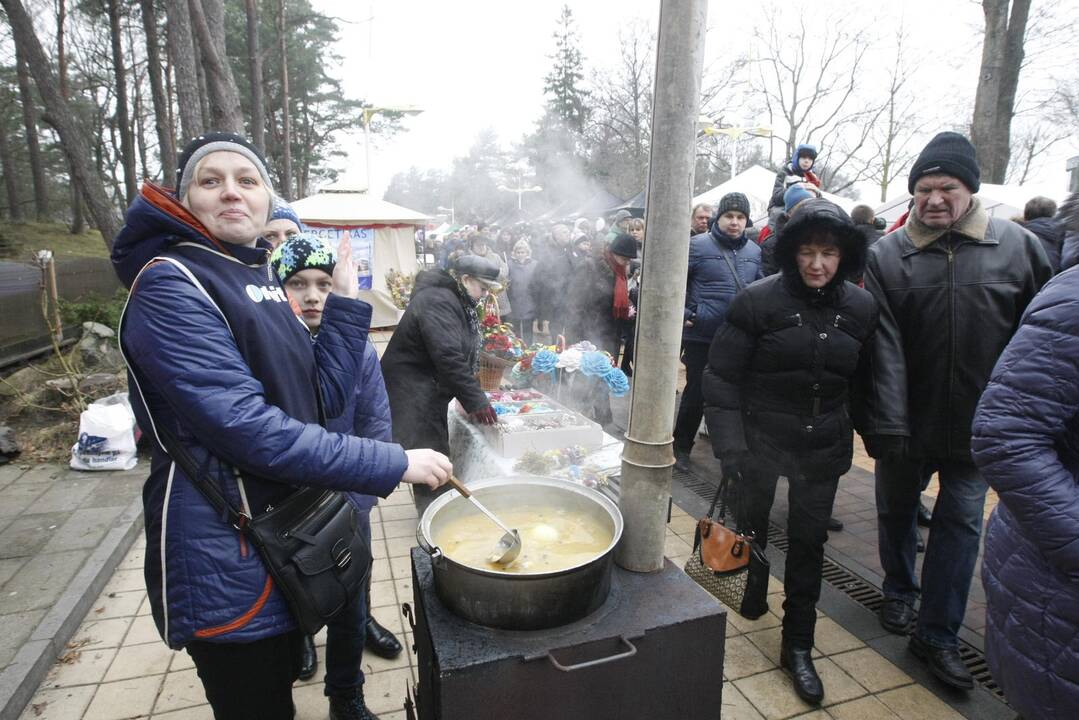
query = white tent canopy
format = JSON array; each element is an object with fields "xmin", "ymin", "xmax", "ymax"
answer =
[
  {"xmin": 873, "ymin": 181, "xmax": 1069, "ymax": 225},
  {"xmin": 693, "ymin": 165, "xmax": 857, "ymax": 224},
  {"xmin": 291, "ymin": 184, "xmax": 428, "ymax": 327}
]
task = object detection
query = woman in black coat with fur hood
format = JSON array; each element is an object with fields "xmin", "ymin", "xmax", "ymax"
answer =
[{"xmin": 702, "ymin": 199, "xmax": 878, "ymax": 706}]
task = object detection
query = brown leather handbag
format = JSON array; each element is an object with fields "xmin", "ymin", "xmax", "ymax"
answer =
[{"xmin": 684, "ymin": 474, "xmax": 770, "ymax": 619}]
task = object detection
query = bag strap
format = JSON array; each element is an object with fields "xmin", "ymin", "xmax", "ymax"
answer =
[
  {"xmin": 156, "ymin": 421, "xmax": 249, "ymax": 529},
  {"xmin": 706, "ymin": 474, "xmax": 731, "ymax": 524},
  {"xmin": 720, "ymin": 250, "xmax": 747, "ymax": 292}
]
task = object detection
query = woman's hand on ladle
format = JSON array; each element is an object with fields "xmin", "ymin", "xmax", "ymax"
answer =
[{"xmin": 402, "ymin": 449, "xmax": 452, "ymax": 489}]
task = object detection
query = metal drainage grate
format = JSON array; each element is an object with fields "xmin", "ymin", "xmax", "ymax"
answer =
[{"xmin": 677, "ymin": 469, "xmax": 1007, "ymax": 703}]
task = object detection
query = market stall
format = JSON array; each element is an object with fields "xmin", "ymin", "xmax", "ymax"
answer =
[{"xmin": 290, "ymin": 181, "xmax": 428, "ymax": 327}]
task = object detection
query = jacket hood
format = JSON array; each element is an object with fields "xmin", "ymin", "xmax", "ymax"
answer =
[
  {"xmin": 790, "ymin": 144, "xmax": 817, "ymax": 173},
  {"xmin": 112, "ymin": 182, "xmax": 272, "ymax": 288},
  {"xmin": 413, "ymin": 268, "xmax": 471, "ymax": 305},
  {"xmin": 774, "ymin": 198, "xmax": 865, "ymax": 288}
]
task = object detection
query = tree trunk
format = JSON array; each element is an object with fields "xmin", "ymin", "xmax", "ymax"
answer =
[
  {"xmin": 970, "ymin": 0, "xmax": 1031, "ymax": 184},
  {"xmin": 165, "ymin": 0, "xmax": 204, "ymax": 143},
  {"xmin": 140, "ymin": 0, "xmax": 177, "ymax": 183},
  {"xmin": 188, "ymin": 0, "xmax": 245, "ymax": 134},
  {"xmin": 244, "ymin": 0, "xmax": 265, "ymax": 153},
  {"xmin": 57, "ymin": 0, "xmax": 83, "ymax": 233},
  {"xmin": 1, "ymin": 0, "xmax": 122, "ymax": 249},
  {"xmin": 277, "ymin": 0, "xmax": 293, "ymax": 198},
  {"xmin": 107, "ymin": 0, "xmax": 138, "ymax": 205},
  {"xmin": 15, "ymin": 47, "xmax": 48, "ymax": 221},
  {"xmin": 0, "ymin": 128, "xmax": 22, "ymax": 222}
]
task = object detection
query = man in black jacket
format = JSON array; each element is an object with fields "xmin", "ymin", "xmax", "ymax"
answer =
[{"xmin": 856, "ymin": 132, "xmax": 1053, "ymax": 690}]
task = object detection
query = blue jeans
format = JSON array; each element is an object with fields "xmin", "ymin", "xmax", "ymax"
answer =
[
  {"xmin": 323, "ymin": 509, "xmax": 371, "ymax": 698},
  {"xmin": 875, "ymin": 457, "xmax": 988, "ymax": 649}
]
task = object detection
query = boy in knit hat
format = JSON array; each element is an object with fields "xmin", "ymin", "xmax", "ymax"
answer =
[
  {"xmin": 270, "ymin": 234, "xmax": 402, "ymax": 720},
  {"xmin": 768, "ymin": 144, "xmax": 821, "ymax": 224}
]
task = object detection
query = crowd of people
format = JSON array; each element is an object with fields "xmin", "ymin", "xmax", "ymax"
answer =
[{"xmin": 105, "ymin": 126, "xmax": 1079, "ymax": 720}]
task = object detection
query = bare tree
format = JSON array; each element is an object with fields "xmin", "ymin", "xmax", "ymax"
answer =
[
  {"xmin": 188, "ymin": 0, "xmax": 244, "ymax": 134},
  {"xmin": 1, "ymin": 0, "xmax": 123, "ymax": 248},
  {"xmin": 15, "ymin": 46, "xmax": 48, "ymax": 219},
  {"xmin": 585, "ymin": 25, "xmax": 654, "ymax": 197},
  {"xmin": 863, "ymin": 28, "xmax": 924, "ymax": 201},
  {"xmin": 106, "ymin": 0, "xmax": 137, "ymax": 204},
  {"xmin": 276, "ymin": 0, "xmax": 293, "ymax": 198},
  {"xmin": 244, "ymin": 0, "xmax": 265, "ymax": 153},
  {"xmin": 971, "ymin": 0, "xmax": 1031, "ymax": 184},
  {"xmin": 165, "ymin": 0, "xmax": 204, "ymax": 143},
  {"xmin": 140, "ymin": 0, "xmax": 177, "ymax": 183},
  {"xmin": 56, "ymin": 0, "xmax": 85, "ymax": 232},
  {"xmin": 749, "ymin": 6, "xmax": 883, "ymax": 191}
]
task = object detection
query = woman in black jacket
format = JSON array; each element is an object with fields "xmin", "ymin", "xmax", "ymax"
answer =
[
  {"xmin": 702, "ymin": 199, "xmax": 878, "ymax": 706},
  {"xmin": 380, "ymin": 255, "xmax": 501, "ymax": 511}
]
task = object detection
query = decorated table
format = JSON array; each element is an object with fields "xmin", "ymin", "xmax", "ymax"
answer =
[{"xmin": 447, "ymin": 390, "xmax": 625, "ymax": 503}]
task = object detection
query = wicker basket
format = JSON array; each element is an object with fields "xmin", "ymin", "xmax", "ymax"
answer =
[{"xmin": 477, "ymin": 352, "xmax": 514, "ymax": 391}]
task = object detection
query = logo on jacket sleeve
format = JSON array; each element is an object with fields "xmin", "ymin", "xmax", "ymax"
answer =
[{"xmin": 245, "ymin": 284, "xmax": 288, "ymax": 303}]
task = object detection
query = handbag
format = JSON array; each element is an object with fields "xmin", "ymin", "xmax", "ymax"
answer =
[
  {"xmin": 156, "ymin": 423, "xmax": 372, "ymax": 636},
  {"xmin": 683, "ymin": 473, "xmax": 770, "ymax": 619}
]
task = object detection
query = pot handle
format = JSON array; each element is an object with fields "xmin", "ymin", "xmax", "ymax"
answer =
[
  {"xmin": 415, "ymin": 526, "xmax": 443, "ymax": 563},
  {"xmin": 530, "ymin": 634, "xmax": 641, "ymax": 673}
]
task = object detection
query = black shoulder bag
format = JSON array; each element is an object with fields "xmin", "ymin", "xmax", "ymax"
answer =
[{"xmin": 155, "ymin": 423, "xmax": 372, "ymax": 636}]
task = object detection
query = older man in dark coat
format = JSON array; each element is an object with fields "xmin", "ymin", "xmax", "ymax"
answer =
[{"xmin": 855, "ymin": 132, "xmax": 1053, "ymax": 690}]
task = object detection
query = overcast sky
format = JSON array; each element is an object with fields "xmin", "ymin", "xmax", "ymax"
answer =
[{"xmin": 311, "ymin": 0, "xmax": 1079, "ymax": 203}]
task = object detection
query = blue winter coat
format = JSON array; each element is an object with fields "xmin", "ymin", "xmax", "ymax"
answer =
[
  {"xmin": 971, "ymin": 268, "xmax": 1079, "ymax": 720},
  {"xmin": 114, "ymin": 182, "xmax": 407, "ymax": 649},
  {"xmin": 683, "ymin": 226, "xmax": 763, "ymax": 345},
  {"xmin": 329, "ymin": 340, "xmax": 396, "ymax": 512}
]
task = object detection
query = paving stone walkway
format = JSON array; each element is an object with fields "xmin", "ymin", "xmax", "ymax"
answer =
[
  {"xmin": 0, "ymin": 462, "xmax": 144, "ymax": 720},
  {"xmin": 16, "ymin": 480, "xmax": 1005, "ymax": 720}
]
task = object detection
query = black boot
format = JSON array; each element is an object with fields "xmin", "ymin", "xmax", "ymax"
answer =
[
  {"xmin": 298, "ymin": 634, "xmax": 318, "ymax": 681},
  {"xmin": 780, "ymin": 644, "xmax": 823, "ymax": 705},
  {"xmin": 879, "ymin": 598, "xmax": 915, "ymax": 635},
  {"xmin": 826, "ymin": 516, "xmax": 843, "ymax": 532},
  {"xmin": 329, "ymin": 692, "xmax": 381, "ymax": 720},
  {"xmin": 365, "ymin": 617, "xmax": 403, "ymax": 659},
  {"xmin": 909, "ymin": 635, "xmax": 974, "ymax": 690}
]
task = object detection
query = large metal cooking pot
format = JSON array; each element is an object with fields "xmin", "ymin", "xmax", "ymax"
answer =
[{"xmin": 416, "ymin": 476, "xmax": 623, "ymax": 630}]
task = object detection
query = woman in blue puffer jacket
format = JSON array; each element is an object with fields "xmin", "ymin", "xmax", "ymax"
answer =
[
  {"xmin": 112, "ymin": 132, "xmax": 450, "ymax": 720},
  {"xmin": 971, "ymin": 192, "xmax": 1079, "ymax": 720}
]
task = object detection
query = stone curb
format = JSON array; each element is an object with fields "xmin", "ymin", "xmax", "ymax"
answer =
[{"xmin": 0, "ymin": 494, "xmax": 144, "ymax": 720}]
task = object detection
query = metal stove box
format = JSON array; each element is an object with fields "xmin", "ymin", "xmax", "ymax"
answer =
[{"xmin": 408, "ymin": 548, "xmax": 726, "ymax": 720}]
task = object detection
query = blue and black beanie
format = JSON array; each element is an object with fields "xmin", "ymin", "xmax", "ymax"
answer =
[{"xmin": 270, "ymin": 233, "xmax": 337, "ymax": 283}]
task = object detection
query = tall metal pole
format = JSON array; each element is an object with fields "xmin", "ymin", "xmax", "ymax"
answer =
[{"xmin": 616, "ymin": 0, "xmax": 708, "ymax": 572}]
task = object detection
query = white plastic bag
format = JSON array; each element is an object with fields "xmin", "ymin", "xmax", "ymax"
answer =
[{"xmin": 70, "ymin": 393, "xmax": 138, "ymax": 471}]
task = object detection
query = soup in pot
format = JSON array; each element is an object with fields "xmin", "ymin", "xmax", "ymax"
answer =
[{"xmin": 433, "ymin": 505, "xmax": 613, "ymax": 573}]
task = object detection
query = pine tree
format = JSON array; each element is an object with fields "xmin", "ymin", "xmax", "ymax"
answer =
[{"xmin": 542, "ymin": 5, "xmax": 589, "ymax": 135}]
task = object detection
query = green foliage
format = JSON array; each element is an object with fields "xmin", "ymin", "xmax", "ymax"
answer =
[
  {"xmin": 225, "ymin": 0, "xmax": 388, "ymax": 198},
  {"xmin": 59, "ymin": 287, "xmax": 129, "ymax": 336},
  {"xmin": 543, "ymin": 5, "xmax": 589, "ymax": 135}
]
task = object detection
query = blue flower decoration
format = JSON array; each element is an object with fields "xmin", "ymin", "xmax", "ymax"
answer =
[
  {"xmin": 532, "ymin": 349, "xmax": 559, "ymax": 374},
  {"xmin": 604, "ymin": 367, "xmax": 630, "ymax": 397},
  {"xmin": 581, "ymin": 351, "xmax": 612, "ymax": 378}
]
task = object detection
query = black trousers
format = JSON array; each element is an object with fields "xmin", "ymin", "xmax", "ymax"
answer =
[
  {"xmin": 188, "ymin": 629, "xmax": 304, "ymax": 719},
  {"xmin": 673, "ymin": 343, "xmax": 710, "ymax": 451},
  {"xmin": 740, "ymin": 466, "xmax": 840, "ymax": 650}
]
